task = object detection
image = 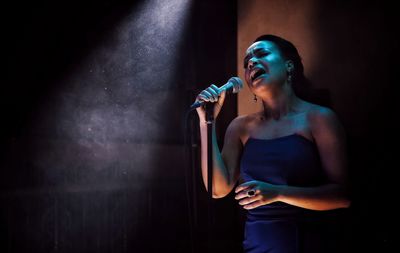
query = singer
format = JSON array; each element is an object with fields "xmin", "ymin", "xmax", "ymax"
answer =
[{"xmin": 194, "ymin": 34, "xmax": 350, "ymax": 253}]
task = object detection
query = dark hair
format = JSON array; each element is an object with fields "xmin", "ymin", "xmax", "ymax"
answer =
[
  {"xmin": 253, "ymin": 34, "xmax": 330, "ymax": 106},
  {"xmin": 254, "ymin": 34, "xmax": 304, "ymax": 83}
]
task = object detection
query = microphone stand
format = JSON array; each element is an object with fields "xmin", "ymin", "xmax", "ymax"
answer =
[{"xmin": 205, "ymin": 102, "xmax": 215, "ymax": 252}]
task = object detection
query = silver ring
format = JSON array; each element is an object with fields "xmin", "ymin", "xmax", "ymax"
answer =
[{"xmin": 246, "ymin": 190, "xmax": 255, "ymax": 197}]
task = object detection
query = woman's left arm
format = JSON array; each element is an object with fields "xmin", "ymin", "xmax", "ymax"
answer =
[{"xmin": 235, "ymin": 108, "xmax": 351, "ymax": 211}]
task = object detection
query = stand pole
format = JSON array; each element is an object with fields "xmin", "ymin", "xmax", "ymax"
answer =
[{"xmin": 205, "ymin": 103, "xmax": 214, "ymax": 252}]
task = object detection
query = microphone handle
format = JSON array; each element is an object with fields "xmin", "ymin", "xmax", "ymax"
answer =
[{"xmin": 190, "ymin": 100, "xmax": 205, "ymax": 110}]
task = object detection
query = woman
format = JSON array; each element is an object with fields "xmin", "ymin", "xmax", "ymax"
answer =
[{"xmin": 195, "ymin": 35, "xmax": 351, "ymax": 252}]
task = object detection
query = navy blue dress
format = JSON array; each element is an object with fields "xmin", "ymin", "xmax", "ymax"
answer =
[{"xmin": 240, "ymin": 134, "xmax": 339, "ymax": 253}]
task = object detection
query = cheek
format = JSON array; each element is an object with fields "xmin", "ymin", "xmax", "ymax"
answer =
[
  {"xmin": 269, "ymin": 65, "xmax": 286, "ymax": 79},
  {"xmin": 244, "ymin": 70, "xmax": 251, "ymax": 82}
]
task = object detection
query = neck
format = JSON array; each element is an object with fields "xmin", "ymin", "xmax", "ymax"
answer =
[{"xmin": 259, "ymin": 83, "xmax": 299, "ymax": 120}]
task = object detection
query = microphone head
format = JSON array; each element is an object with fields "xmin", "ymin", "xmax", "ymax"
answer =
[{"xmin": 226, "ymin": 77, "xmax": 243, "ymax": 94}]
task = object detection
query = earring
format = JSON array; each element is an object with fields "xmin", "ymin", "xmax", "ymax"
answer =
[
  {"xmin": 287, "ymin": 71, "xmax": 293, "ymax": 83},
  {"xmin": 253, "ymin": 94, "xmax": 257, "ymax": 102}
]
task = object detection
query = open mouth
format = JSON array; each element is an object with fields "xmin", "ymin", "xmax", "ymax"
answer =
[{"xmin": 251, "ymin": 68, "xmax": 266, "ymax": 81}]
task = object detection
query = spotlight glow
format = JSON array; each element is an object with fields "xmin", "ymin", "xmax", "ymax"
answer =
[{"xmin": 33, "ymin": 0, "xmax": 193, "ymax": 188}]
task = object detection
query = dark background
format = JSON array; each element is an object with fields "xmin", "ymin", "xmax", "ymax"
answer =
[
  {"xmin": 1, "ymin": 0, "xmax": 397, "ymax": 252},
  {"xmin": 1, "ymin": 0, "xmax": 240, "ymax": 252}
]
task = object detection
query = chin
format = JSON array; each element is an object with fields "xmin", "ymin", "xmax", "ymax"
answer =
[{"xmin": 251, "ymin": 78, "xmax": 270, "ymax": 88}]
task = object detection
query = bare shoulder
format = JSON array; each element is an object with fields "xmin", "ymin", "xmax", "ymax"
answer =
[
  {"xmin": 304, "ymin": 103, "xmax": 344, "ymax": 140},
  {"xmin": 225, "ymin": 114, "xmax": 248, "ymax": 136},
  {"xmin": 306, "ymin": 103, "xmax": 340, "ymax": 125},
  {"xmin": 225, "ymin": 112, "xmax": 260, "ymax": 143},
  {"xmin": 228, "ymin": 112, "xmax": 259, "ymax": 129},
  {"xmin": 302, "ymin": 103, "xmax": 348, "ymax": 187}
]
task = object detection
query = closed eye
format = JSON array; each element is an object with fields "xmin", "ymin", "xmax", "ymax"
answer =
[
  {"xmin": 243, "ymin": 50, "xmax": 270, "ymax": 69},
  {"xmin": 257, "ymin": 52, "xmax": 269, "ymax": 57}
]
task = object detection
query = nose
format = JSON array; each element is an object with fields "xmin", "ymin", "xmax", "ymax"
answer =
[{"xmin": 248, "ymin": 57, "xmax": 258, "ymax": 69}]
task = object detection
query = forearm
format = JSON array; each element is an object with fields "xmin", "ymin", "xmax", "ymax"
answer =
[
  {"xmin": 199, "ymin": 122, "xmax": 232, "ymax": 197},
  {"xmin": 277, "ymin": 183, "xmax": 351, "ymax": 211}
]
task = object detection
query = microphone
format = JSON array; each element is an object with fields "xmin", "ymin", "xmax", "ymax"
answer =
[{"xmin": 190, "ymin": 77, "xmax": 243, "ymax": 110}]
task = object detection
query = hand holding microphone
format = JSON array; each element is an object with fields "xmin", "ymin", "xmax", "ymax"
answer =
[
  {"xmin": 191, "ymin": 77, "xmax": 243, "ymax": 110},
  {"xmin": 192, "ymin": 77, "xmax": 243, "ymax": 121}
]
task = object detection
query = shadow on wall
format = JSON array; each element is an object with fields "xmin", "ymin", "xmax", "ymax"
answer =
[{"xmin": 312, "ymin": 1, "xmax": 396, "ymax": 252}]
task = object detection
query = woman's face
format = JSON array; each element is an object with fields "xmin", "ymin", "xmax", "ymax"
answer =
[{"xmin": 244, "ymin": 40, "xmax": 289, "ymax": 93}]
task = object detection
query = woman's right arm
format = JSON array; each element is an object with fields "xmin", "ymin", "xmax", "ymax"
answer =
[{"xmin": 196, "ymin": 85, "xmax": 243, "ymax": 198}]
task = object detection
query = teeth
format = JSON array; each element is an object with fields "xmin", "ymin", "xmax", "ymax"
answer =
[
  {"xmin": 251, "ymin": 68, "xmax": 265, "ymax": 81},
  {"xmin": 251, "ymin": 70, "xmax": 257, "ymax": 80}
]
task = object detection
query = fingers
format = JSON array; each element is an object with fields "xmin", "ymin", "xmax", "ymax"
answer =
[
  {"xmin": 243, "ymin": 200, "xmax": 264, "ymax": 210},
  {"xmin": 235, "ymin": 181, "xmax": 257, "ymax": 193},
  {"xmin": 237, "ymin": 194, "xmax": 260, "ymax": 205},
  {"xmin": 235, "ymin": 189, "xmax": 259, "ymax": 200},
  {"xmin": 237, "ymin": 194, "xmax": 269, "ymax": 210},
  {"xmin": 196, "ymin": 85, "xmax": 220, "ymax": 103},
  {"xmin": 235, "ymin": 180, "xmax": 263, "ymax": 210},
  {"xmin": 234, "ymin": 186, "xmax": 252, "ymax": 199},
  {"xmin": 196, "ymin": 91, "xmax": 212, "ymax": 102},
  {"xmin": 210, "ymin": 84, "xmax": 219, "ymax": 95}
]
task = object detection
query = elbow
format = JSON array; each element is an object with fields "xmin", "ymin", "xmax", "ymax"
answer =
[
  {"xmin": 210, "ymin": 186, "xmax": 233, "ymax": 199},
  {"xmin": 212, "ymin": 189, "xmax": 230, "ymax": 199},
  {"xmin": 318, "ymin": 197, "xmax": 351, "ymax": 211},
  {"xmin": 212, "ymin": 192, "xmax": 228, "ymax": 199},
  {"xmin": 203, "ymin": 185, "xmax": 228, "ymax": 198},
  {"xmin": 203, "ymin": 180, "xmax": 234, "ymax": 199}
]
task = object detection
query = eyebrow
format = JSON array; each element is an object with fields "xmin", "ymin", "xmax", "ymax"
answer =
[{"xmin": 244, "ymin": 47, "xmax": 271, "ymax": 65}]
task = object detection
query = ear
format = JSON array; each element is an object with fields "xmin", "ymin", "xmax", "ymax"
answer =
[{"xmin": 285, "ymin": 60, "xmax": 294, "ymax": 73}]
